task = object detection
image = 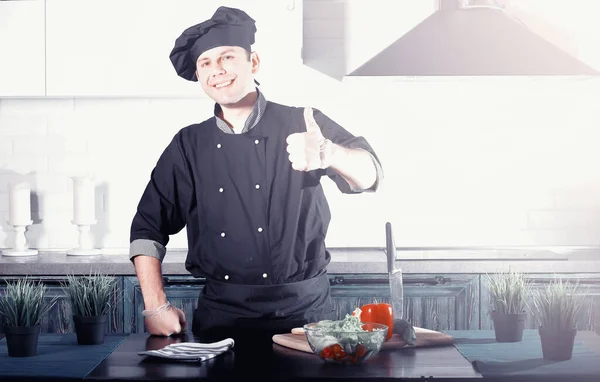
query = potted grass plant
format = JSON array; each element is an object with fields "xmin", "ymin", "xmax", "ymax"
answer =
[
  {"xmin": 532, "ymin": 277, "xmax": 586, "ymax": 361},
  {"xmin": 0, "ymin": 278, "xmax": 57, "ymax": 357},
  {"xmin": 62, "ymin": 273, "xmax": 118, "ymax": 345},
  {"xmin": 487, "ymin": 270, "xmax": 530, "ymax": 342}
]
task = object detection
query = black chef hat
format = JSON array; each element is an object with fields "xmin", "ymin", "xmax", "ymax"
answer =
[{"xmin": 169, "ymin": 6, "xmax": 257, "ymax": 82}]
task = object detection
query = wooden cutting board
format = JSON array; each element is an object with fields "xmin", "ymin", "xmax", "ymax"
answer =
[{"xmin": 272, "ymin": 327, "xmax": 453, "ymax": 354}]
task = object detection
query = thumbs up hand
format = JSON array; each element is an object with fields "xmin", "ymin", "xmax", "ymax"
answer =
[{"xmin": 286, "ymin": 107, "xmax": 332, "ymax": 171}]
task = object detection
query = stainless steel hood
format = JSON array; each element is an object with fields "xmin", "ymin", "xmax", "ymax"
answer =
[{"xmin": 348, "ymin": 5, "xmax": 599, "ymax": 77}]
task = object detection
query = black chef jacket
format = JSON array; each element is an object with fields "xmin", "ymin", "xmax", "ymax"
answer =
[{"xmin": 130, "ymin": 99, "xmax": 382, "ymax": 334}]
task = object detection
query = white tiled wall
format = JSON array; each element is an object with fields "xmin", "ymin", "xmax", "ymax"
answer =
[{"xmin": 1, "ymin": 0, "xmax": 600, "ymax": 251}]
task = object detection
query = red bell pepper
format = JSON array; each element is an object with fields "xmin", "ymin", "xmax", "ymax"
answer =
[{"xmin": 353, "ymin": 301, "xmax": 394, "ymax": 341}]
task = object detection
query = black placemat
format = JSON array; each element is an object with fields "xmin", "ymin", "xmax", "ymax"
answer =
[
  {"xmin": 445, "ymin": 329, "xmax": 600, "ymax": 378},
  {"xmin": 0, "ymin": 333, "xmax": 127, "ymax": 378}
]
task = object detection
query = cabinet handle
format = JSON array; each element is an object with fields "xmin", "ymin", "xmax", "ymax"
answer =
[
  {"xmin": 525, "ymin": 277, "xmax": 600, "ymax": 285},
  {"xmin": 330, "ymin": 276, "xmax": 450, "ymax": 286},
  {"xmin": 0, "ymin": 278, "xmax": 64, "ymax": 287},
  {"xmin": 162, "ymin": 277, "xmax": 205, "ymax": 285}
]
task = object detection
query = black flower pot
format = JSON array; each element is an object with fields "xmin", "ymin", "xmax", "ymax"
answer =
[
  {"xmin": 2, "ymin": 325, "xmax": 41, "ymax": 357},
  {"xmin": 491, "ymin": 311, "xmax": 526, "ymax": 342},
  {"xmin": 539, "ymin": 326, "xmax": 576, "ymax": 361},
  {"xmin": 73, "ymin": 315, "xmax": 107, "ymax": 345}
]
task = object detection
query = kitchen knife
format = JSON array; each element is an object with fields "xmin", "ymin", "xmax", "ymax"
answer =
[
  {"xmin": 386, "ymin": 222, "xmax": 416, "ymax": 345},
  {"xmin": 386, "ymin": 222, "xmax": 403, "ymax": 320}
]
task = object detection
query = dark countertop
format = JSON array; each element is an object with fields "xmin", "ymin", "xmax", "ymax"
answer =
[
  {"xmin": 1, "ymin": 247, "xmax": 599, "ymax": 276},
  {"xmin": 85, "ymin": 332, "xmax": 481, "ymax": 381},
  {"xmin": 2, "ymin": 331, "xmax": 600, "ymax": 381}
]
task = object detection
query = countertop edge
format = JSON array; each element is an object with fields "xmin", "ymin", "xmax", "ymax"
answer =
[{"xmin": 0, "ymin": 249, "xmax": 599, "ymax": 275}]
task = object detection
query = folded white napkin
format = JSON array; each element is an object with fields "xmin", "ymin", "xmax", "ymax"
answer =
[{"xmin": 138, "ymin": 338, "xmax": 234, "ymax": 362}]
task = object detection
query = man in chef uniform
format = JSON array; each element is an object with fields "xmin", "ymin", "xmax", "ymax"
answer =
[{"xmin": 129, "ymin": 6, "xmax": 383, "ymax": 345}]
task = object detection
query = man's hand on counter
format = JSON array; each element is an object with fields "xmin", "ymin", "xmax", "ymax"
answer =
[{"xmin": 145, "ymin": 304, "xmax": 187, "ymax": 336}]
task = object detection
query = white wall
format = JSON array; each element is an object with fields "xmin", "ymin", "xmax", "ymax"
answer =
[{"xmin": 1, "ymin": 0, "xmax": 600, "ymax": 251}]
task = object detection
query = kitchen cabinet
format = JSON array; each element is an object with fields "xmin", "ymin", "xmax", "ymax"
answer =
[
  {"xmin": 329, "ymin": 274, "xmax": 479, "ymax": 330},
  {"xmin": 0, "ymin": 276, "xmax": 124, "ymax": 334},
  {"xmin": 45, "ymin": 0, "xmax": 302, "ymax": 97},
  {"xmin": 3, "ymin": 273, "xmax": 599, "ymax": 334},
  {"xmin": 480, "ymin": 273, "xmax": 600, "ymax": 333},
  {"xmin": 0, "ymin": 0, "xmax": 45, "ymax": 96},
  {"xmin": 123, "ymin": 273, "xmax": 479, "ymax": 333}
]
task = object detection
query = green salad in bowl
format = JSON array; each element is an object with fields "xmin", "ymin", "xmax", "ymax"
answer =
[{"xmin": 303, "ymin": 309, "xmax": 388, "ymax": 365}]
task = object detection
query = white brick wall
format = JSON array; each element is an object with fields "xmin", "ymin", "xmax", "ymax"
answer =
[{"xmin": 1, "ymin": 0, "xmax": 600, "ymax": 251}]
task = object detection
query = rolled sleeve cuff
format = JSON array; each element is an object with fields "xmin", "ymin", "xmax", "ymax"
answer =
[
  {"xmin": 129, "ymin": 239, "xmax": 167, "ymax": 263},
  {"xmin": 348, "ymin": 149, "xmax": 384, "ymax": 193}
]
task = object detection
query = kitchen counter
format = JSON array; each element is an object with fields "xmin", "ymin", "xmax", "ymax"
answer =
[
  {"xmin": 84, "ymin": 332, "xmax": 482, "ymax": 381},
  {"xmin": 2, "ymin": 331, "xmax": 600, "ymax": 381},
  {"xmin": 1, "ymin": 247, "xmax": 599, "ymax": 275}
]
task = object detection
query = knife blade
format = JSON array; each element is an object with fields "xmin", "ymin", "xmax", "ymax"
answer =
[
  {"xmin": 386, "ymin": 222, "xmax": 416, "ymax": 345},
  {"xmin": 386, "ymin": 222, "xmax": 403, "ymax": 321}
]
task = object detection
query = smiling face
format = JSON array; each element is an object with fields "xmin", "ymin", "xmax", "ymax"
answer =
[{"xmin": 195, "ymin": 46, "xmax": 260, "ymax": 106}]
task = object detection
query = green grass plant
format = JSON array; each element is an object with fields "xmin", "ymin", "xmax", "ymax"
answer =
[
  {"xmin": 532, "ymin": 277, "xmax": 586, "ymax": 331},
  {"xmin": 62, "ymin": 273, "xmax": 118, "ymax": 317},
  {"xmin": 487, "ymin": 270, "xmax": 531, "ymax": 314},
  {"xmin": 0, "ymin": 277, "xmax": 57, "ymax": 327}
]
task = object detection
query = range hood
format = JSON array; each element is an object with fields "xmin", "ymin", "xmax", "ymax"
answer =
[{"xmin": 348, "ymin": 5, "xmax": 599, "ymax": 77}]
